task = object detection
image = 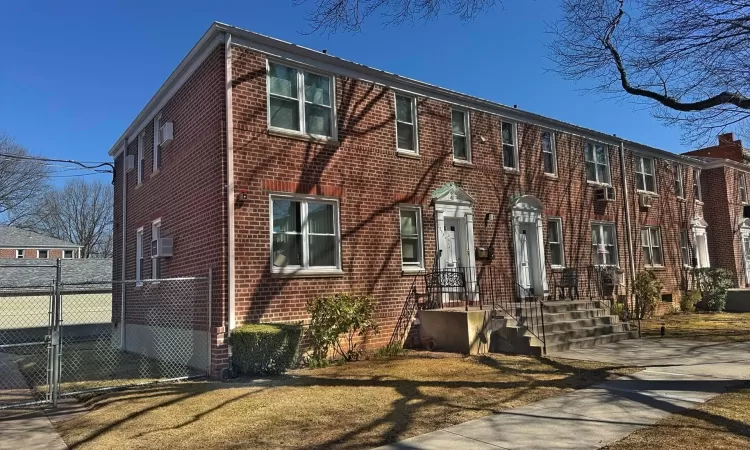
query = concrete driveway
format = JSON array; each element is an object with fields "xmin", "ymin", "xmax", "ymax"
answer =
[{"xmin": 378, "ymin": 338, "xmax": 750, "ymax": 450}]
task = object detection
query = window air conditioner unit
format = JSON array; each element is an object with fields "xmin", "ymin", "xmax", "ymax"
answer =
[
  {"xmin": 639, "ymin": 192, "xmax": 653, "ymax": 208},
  {"xmin": 595, "ymin": 186, "xmax": 616, "ymax": 202},
  {"xmin": 158, "ymin": 122, "xmax": 174, "ymax": 147},
  {"xmin": 124, "ymin": 155, "xmax": 135, "ymax": 173},
  {"xmin": 151, "ymin": 237, "xmax": 174, "ymax": 258}
]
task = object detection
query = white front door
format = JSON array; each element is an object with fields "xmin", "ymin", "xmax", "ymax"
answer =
[
  {"xmin": 518, "ymin": 226, "xmax": 532, "ymax": 290},
  {"xmin": 743, "ymin": 234, "xmax": 750, "ymax": 285},
  {"xmin": 443, "ymin": 218, "xmax": 463, "ymax": 270}
]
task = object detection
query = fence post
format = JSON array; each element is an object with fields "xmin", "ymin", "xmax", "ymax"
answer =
[
  {"xmin": 50, "ymin": 259, "xmax": 62, "ymax": 407},
  {"xmin": 207, "ymin": 268, "xmax": 213, "ymax": 376}
]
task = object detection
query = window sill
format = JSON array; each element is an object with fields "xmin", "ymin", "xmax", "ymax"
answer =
[
  {"xmin": 544, "ymin": 173, "xmax": 559, "ymax": 180},
  {"xmin": 677, "ymin": 197, "xmax": 686, "ymax": 203},
  {"xmin": 645, "ymin": 265, "xmax": 666, "ymax": 271},
  {"xmin": 551, "ymin": 265, "xmax": 566, "ymax": 272},
  {"xmin": 402, "ymin": 268, "xmax": 425, "ymax": 276},
  {"xmin": 396, "ymin": 150, "xmax": 421, "ymax": 160},
  {"xmin": 268, "ymin": 128, "xmax": 340, "ymax": 146},
  {"xmin": 271, "ymin": 268, "xmax": 344, "ymax": 278},
  {"xmin": 695, "ymin": 200, "xmax": 705, "ymax": 206},
  {"xmin": 452, "ymin": 160, "xmax": 474, "ymax": 168},
  {"xmin": 150, "ymin": 169, "xmax": 160, "ymax": 178},
  {"xmin": 135, "ymin": 183, "xmax": 144, "ymax": 190},
  {"xmin": 504, "ymin": 168, "xmax": 520, "ymax": 175},
  {"xmin": 587, "ymin": 181, "xmax": 612, "ymax": 188},
  {"xmin": 636, "ymin": 190, "xmax": 659, "ymax": 197}
]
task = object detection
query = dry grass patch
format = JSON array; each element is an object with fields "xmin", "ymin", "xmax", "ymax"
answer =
[
  {"xmin": 603, "ymin": 382, "xmax": 750, "ymax": 450},
  {"xmin": 641, "ymin": 312, "xmax": 750, "ymax": 342},
  {"xmin": 56, "ymin": 352, "xmax": 635, "ymax": 450}
]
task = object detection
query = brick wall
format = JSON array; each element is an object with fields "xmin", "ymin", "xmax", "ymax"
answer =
[{"xmin": 0, "ymin": 248, "xmax": 74, "ymax": 259}]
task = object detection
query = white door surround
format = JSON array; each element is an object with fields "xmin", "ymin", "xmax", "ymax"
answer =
[
  {"xmin": 431, "ymin": 183, "xmax": 476, "ymax": 273},
  {"xmin": 510, "ymin": 195, "xmax": 548, "ymax": 298},
  {"xmin": 739, "ymin": 218, "xmax": 750, "ymax": 286},
  {"xmin": 690, "ymin": 216, "xmax": 710, "ymax": 269}
]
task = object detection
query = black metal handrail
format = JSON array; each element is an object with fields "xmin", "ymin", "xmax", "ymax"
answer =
[{"xmin": 513, "ymin": 282, "xmax": 546, "ymax": 354}]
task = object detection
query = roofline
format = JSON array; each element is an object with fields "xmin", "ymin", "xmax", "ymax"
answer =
[
  {"xmin": 701, "ymin": 157, "xmax": 750, "ymax": 172},
  {"xmin": 108, "ymin": 21, "xmax": 705, "ymax": 167},
  {"xmin": 0, "ymin": 245, "xmax": 81, "ymax": 250}
]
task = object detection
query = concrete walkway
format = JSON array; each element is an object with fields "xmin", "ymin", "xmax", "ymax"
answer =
[
  {"xmin": 377, "ymin": 338, "xmax": 750, "ymax": 450},
  {"xmin": 0, "ymin": 352, "xmax": 67, "ymax": 450}
]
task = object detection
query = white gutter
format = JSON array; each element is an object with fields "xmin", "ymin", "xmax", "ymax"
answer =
[
  {"xmin": 225, "ymin": 32, "xmax": 236, "ymax": 332},
  {"xmin": 119, "ymin": 140, "xmax": 127, "ymax": 349}
]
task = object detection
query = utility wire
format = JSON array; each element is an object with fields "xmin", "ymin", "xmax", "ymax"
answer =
[{"xmin": 0, "ymin": 152, "xmax": 113, "ymax": 173}]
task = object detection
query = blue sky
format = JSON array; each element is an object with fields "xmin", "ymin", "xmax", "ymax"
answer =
[{"xmin": 0, "ymin": 0, "xmax": 685, "ymax": 186}]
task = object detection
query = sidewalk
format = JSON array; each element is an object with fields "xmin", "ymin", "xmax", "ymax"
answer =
[
  {"xmin": 377, "ymin": 339, "xmax": 750, "ymax": 450},
  {"xmin": 0, "ymin": 352, "xmax": 67, "ymax": 450}
]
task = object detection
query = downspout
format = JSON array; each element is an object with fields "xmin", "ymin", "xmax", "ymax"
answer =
[
  {"xmin": 225, "ymin": 32, "xmax": 236, "ymax": 334},
  {"xmin": 619, "ymin": 141, "xmax": 638, "ymax": 333},
  {"xmin": 119, "ymin": 139, "xmax": 128, "ymax": 349}
]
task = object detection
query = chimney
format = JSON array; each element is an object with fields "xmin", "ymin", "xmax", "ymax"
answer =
[{"xmin": 718, "ymin": 132, "xmax": 735, "ymax": 146}]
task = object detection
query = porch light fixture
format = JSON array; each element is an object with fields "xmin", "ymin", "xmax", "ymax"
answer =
[{"xmin": 486, "ymin": 213, "xmax": 495, "ymax": 225}]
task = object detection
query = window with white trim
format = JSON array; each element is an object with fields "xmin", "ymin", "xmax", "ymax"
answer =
[
  {"xmin": 395, "ymin": 94, "xmax": 417, "ymax": 152},
  {"xmin": 680, "ymin": 230, "xmax": 690, "ymax": 267},
  {"xmin": 63, "ymin": 250, "xmax": 74, "ymax": 259},
  {"xmin": 547, "ymin": 218, "xmax": 564, "ymax": 268},
  {"xmin": 15, "ymin": 249, "xmax": 23, "ymax": 259},
  {"xmin": 136, "ymin": 228, "xmax": 144, "ymax": 283},
  {"xmin": 641, "ymin": 226, "xmax": 664, "ymax": 267},
  {"xmin": 674, "ymin": 163, "xmax": 684, "ymax": 198},
  {"xmin": 399, "ymin": 207, "xmax": 424, "ymax": 269},
  {"xmin": 452, "ymin": 110, "xmax": 470, "ymax": 162},
  {"xmin": 693, "ymin": 228, "xmax": 710, "ymax": 268},
  {"xmin": 267, "ymin": 62, "xmax": 334, "ymax": 138},
  {"xmin": 271, "ymin": 195, "xmax": 340, "ymax": 272},
  {"xmin": 37, "ymin": 250, "xmax": 48, "ymax": 259},
  {"xmin": 501, "ymin": 121, "xmax": 518, "ymax": 170},
  {"xmin": 151, "ymin": 219, "xmax": 161, "ymax": 279},
  {"xmin": 542, "ymin": 130, "xmax": 557, "ymax": 175},
  {"xmin": 137, "ymin": 131, "xmax": 145, "ymax": 184},
  {"xmin": 740, "ymin": 172, "xmax": 748, "ymax": 204},
  {"xmin": 153, "ymin": 113, "xmax": 162, "ymax": 172},
  {"xmin": 585, "ymin": 142, "xmax": 611, "ymax": 185},
  {"xmin": 635, "ymin": 155, "xmax": 656, "ymax": 193},
  {"xmin": 591, "ymin": 222, "xmax": 618, "ymax": 266},
  {"xmin": 693, "ymin": 169, "xmax": 703, "ymax": 202}
]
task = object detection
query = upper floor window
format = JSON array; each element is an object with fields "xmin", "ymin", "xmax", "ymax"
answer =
[
  {"xmin": 15, "ymin": 249, "xmax": 23, "ymax": 259},
  {"xmin": 153, "ymin": 113, "xmax": 162, "ymax": 172},
  {"xmin": 741, "ymin": 172, "xmax": 748, "ymax": 204},
  {"xmin": 693, "ymin": 169, "xmax": 703, "ymax": 202},
  {"xmin": 399, "ymin": 206, "xmax": 424, "ymax": 270},
  {"xmin": 395, "ymin": 94, "xmax": 417, "ymax": 153},
  {"xmin": 268, "ymin": 62, "xmax": 333, "ymax": 138},
  {"xmin": 151, "ymin": 219, "xmax": 161, "ymax": 279},
  {"xmin": 451, "ymin": 110, "xmax": 470, "ymax": 162},
  {"xmin": 137, "ymin": 131, "xmax": 145, "ymax": 185},
  {"xmin": 592, "ymin": 222, "xmax": 617, "ymax": 266},
  {"xmin": 63, "ymin": 250, "xmax": 74, "ymax": 259},
  {"xmin": 641, "ymin": 226, "xmax": 664, "ymax": 267},
  {"xmin": 136, "ymin": 228, "xmax": 144, "ymax": 284},
  {"xmin": 548, "ymin": 218, "xmax": 564, "ymax": 268},
  {"xmin": 585, "ymin": 142, "xmax": 611, "ymax": 185},
  {"xmin": 542, "ymin": 130, "xmax": 557, "ymax": 175},
  {"xmin": 501, "ymin": 121, "xmax": 518, "ymax": 170},
  {"xmin": 635, "ymin": 155, "xmax": 656, "ymax": 193},
  {"xmin": 37, "ymin": 249, "xmax": 48, "ymax": 259},
  {"xmin": 674, "ymin": 163, "xmax": 684, "ymax": 198},
  {"xmin": 271, "ymin": 195, "xmax": 340, "ymax": 273}
]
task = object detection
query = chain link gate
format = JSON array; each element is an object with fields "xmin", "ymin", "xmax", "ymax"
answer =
[{"xmin": 0, "ymin": 261, "xmax": 211, "ymax": 410}]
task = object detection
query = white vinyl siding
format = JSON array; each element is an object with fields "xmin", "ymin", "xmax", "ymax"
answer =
[
  {"xmin": 542, "ymin": 130, "xmax": 557, "ymax": 175},
  {"xmin": 547, "ymin": 218, "xmax": 564, "ymax": 268},
  {"xmin": 501, "ymin": 121, "xmax": 518, "ymax": 170},
  {"xmin": 267, "ymin": 62, "xmax": 334, "ymax": 138},
  {"xmin": 395, "ymin": 94, "xmax": 418, "ymax": 153},
  {"xmin": 592, "ymin": 222, "xmax": 618, "ymax": 266},
  {"xmin": 452, "ymin": 110, "xmax": 470, "ymax": 162},
  {"xmin": 585, "ymin": 142, "xmax": 611, "ymax": 185},
  {"xmin": 399, "ymin": 207, "xmax": 424, "ymax": 269},
  {"xmin": 641, "ymin": 226, "xmax": 664, "ymax": 267},
  {"xmin": 271, "ymin": 195, "xmax": 340, "ymax": 273},
  {"xmin": 635, "ymin": 155, "xmax": 656, "ymax": 193}
]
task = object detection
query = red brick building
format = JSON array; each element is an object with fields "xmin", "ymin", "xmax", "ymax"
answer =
[
  {"xmin": 109, "ymin": 23, "xmax": 743, "ymax": 374},
  {"xmin": 0, "ymin": 226, "xmax": 81, "ymax": 260}
]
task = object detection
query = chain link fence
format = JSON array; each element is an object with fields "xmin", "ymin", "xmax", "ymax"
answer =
[{"xmin": 0, "ymin": 262, "xmax": 211, "ymax": 410}]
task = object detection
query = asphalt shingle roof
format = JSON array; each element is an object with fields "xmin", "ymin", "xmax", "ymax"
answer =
[
  {"xmin": 0, "ymin": 259, "xmax": 112, "ymax": 291},
  {"xmin": 0, "ymin": 226, "xmax": 80, "ymax": 249}
]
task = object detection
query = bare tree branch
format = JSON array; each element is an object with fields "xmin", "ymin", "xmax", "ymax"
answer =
[{"xmin": 0, "ymin": 133, "xmax": 49, "ymax": 226}]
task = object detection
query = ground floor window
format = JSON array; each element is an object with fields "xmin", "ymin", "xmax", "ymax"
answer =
[
  {"xmin": 680, "ymin": 230, "xmax": 690, "ymax": 267},
  {"xmin": 591, "ymin": 222, "xmax": 617, "ymax": 266},
  {"xmin": 641, "ymin": 226, "xmax": 664, "ymax": 267},
  {"xmin": 271, "ymin": 195, "xmax": 340, "ymax": 272},
  {"xmin": 399, "ymin": 206, "xmax": 424, "ymax": 269},
  {"xmin": 693, "ymin": 230, "xmax": 710, "ymax": 268},
  {"xmin": 547, "ymin": 218, "xmax": 564, "ymax": 268}
]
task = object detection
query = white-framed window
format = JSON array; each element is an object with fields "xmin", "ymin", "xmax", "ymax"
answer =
[
  {"xmin": 740, "ymin": 172, "xmax": 748, "ymax": 204},
  {"xmin": 151, "ymin": 219, "xmax": 161, "ymax": 279},
  {"xmin": 635, "ymin": 155, "xmax": 656, "ymax": 193},
  {"xmin": 674, "ymin": 163, "xmax": 684, "ymax": 198},
  {"xmin": 693, "ymin": 169, "xmax": 703, "ymax": 202},
  {"xmin": 451, "ymin": 109, "xmax": 470, "ymax": 162},
  {"xmin": 270, "ymin": 194, "xmax": 340, "ymax": 273},
  {"xmin": 37, "ymin": 249, "xmax": 48, "ymax": 259},
  {"xmin": 680, "ymin": 230, "xmax": 691, "ymax": 267},
  {"xmin": 542, "ymin": 130, "xmax": 557, "ymax": 175},
  {"xmin": 547, "ymin": 218, "xmax": 564, "ymax": 268},
  {"xmin": 395, "ymin": 93, "xmax": 418, "ymax": 153},
  {"xmin": 691, "ymin": 226, "xmax": 710, "ymax": 268},
  {"xmin": 399, "ymin": 206, "xmax": 424, "ymax": 270},
  {"xmin": 137, "ymin": 131, "xmax": 145, "ymax": 184},
  {"xmin": 501, "ymin": 121, "xmax": 518, "ymax": 170},
  {"xmin": 591, "ymin": 222, "xmax": 618, "ymax": 266},
  {"xmin": 585, "ymin": 141, "xmax": 611, "ymax": 185},
  {"xmin": 641, "ymin": 226, "xmax": 664, "ymax": 267},
  {"xmin": 267, "ymin": 61, "xmax": 334, "ymax": 138},
  {"xmin": 62, "ymin": 250, "xmax": 74, "ymax": 259},
  {"xmin": 153, "ymin": 113, "xmax": 162, "ymax": 172},
  {"xmin": 136, "ymin": 227, "xmax": 144, "ymax": 284},
  {"xmin": 15, "ymin": 249, "xmax": 23, "ymax": 259}
]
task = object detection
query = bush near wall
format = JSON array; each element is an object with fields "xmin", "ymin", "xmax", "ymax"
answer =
[
  {"xmin": 695, "ymin": 268, "xmax": 733, "ymax": 312},
  {"xmin": 228, "ymin": 323, "xmax": 302, "ymax": 375}
]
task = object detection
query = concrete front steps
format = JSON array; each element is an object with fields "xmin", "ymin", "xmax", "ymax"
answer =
[{"xmin": 490, "ymin": 300, "xmax": 638, "ymax": 356}]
